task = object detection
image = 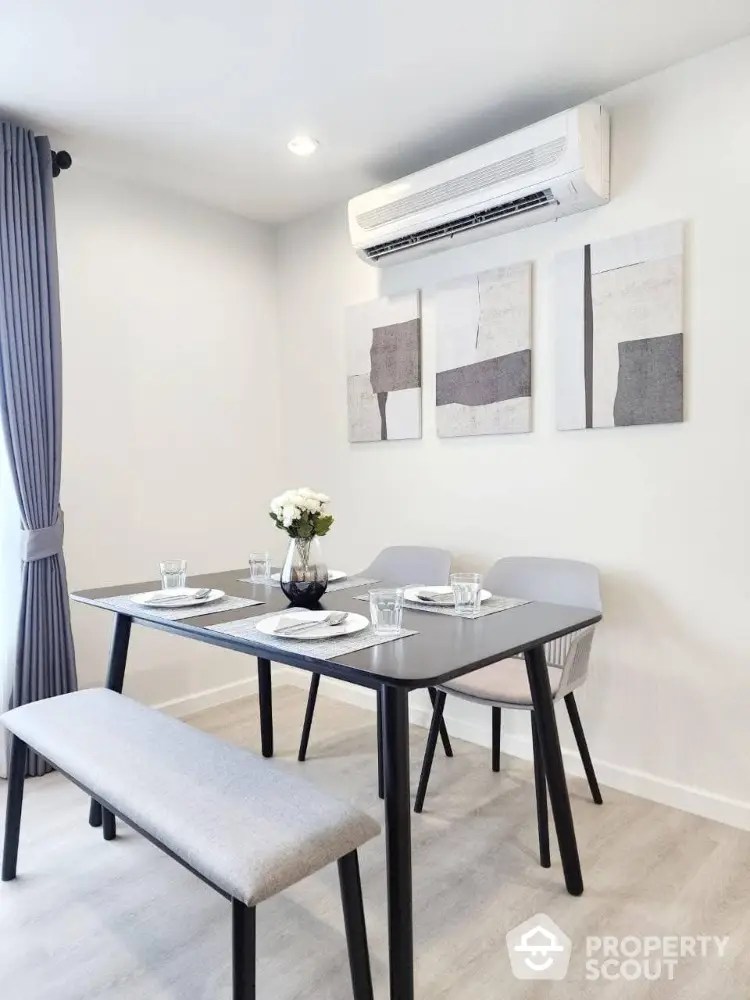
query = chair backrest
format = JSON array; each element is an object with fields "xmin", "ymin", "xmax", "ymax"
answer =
[
  {"xmin": 484, "ymin": 557, "xmax": 602, "ymax": 693},
  {"xmin": 484, "ymin": 557, "xmax": 602, "ymax": 612},
  {"xmin": 362, "ymin": 546, "xmax": 452, "ymax": 587}
]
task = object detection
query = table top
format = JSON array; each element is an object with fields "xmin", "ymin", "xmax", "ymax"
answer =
[{"xmin": 72, "ymin": 568, "xmax": 602, "ymax": 691}]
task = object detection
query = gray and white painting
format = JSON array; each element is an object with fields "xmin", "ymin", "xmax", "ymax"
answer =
[
  {"xmin": 555, "ymin": 222, "xmax": 684, "ymax": 430},
  {"xmin": 346, "ymin": 293, "xmax": 421, "ymax": 442},
  {"xmin": 435, "ymin": 263, "xmax": 532, "ymax": 437}
]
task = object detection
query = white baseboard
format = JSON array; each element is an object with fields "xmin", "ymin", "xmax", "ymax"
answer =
[
  {"xmin": 156, "ymin": 668, "xmax": 750, "ymax": 833},
  {"xmin": 154, "ymin": 676, "xmax": 259, "ymax": 718},
  {"xmin": 278, "ymin": 668, "xmax": 750, "ymax": 832}
]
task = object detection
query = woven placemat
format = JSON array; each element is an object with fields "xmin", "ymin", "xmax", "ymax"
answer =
[
  {"xmin": 238, "ymin": 575, "xmax": 378, "ymax": 593},
  {"xmin": 208, "ymin": 610, "xmax": 416, "ymax": 659},
  {"xmin": 353, "ymin": 593, "xmax": 529, "ymax": 618},
  {"xmin": 72, "ymin": 593, "xmax": 263, "ymax": 621}
]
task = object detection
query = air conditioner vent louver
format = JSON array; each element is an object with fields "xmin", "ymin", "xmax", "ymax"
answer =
[
  {"xmin": 357, "ymin": 136, "xmax": 566, "ymax": 231},
  {"xmin": 364, "ymin": 189, "xmax": 557, "ymax": 262}
]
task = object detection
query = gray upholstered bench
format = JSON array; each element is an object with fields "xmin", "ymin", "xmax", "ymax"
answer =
[{"xmin": 1, "ymin": 689, "xmax": 380, "ymax": 1000}]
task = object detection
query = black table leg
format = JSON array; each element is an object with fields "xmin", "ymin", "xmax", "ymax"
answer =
[
  {"xmin": 376, "ymin": 689, "xmax": 385, "ymax": 800},
  {"xmin": 524, "ymin": 645, "xmax": 583, "ymax": 896},
  {"xmin": 257, "ymin": 658, "xmax": 273, "ymax": 758},
  {"xmin": 381, "ymin": 684, "xmax": 414, "ymax": 1000},
  {"xmin": 89, "ymin": 614, "xmax": 132, "ymax": 828}
]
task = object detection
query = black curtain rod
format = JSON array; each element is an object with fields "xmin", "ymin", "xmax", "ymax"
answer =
[{"xmin": 51, "ymin": 149, "xmax": 72, "ymax": 178}]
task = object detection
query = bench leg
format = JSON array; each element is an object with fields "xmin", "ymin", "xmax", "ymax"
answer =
[
  {"xmin": 102, "ymin": 808, "xmax": 117, "ymax": 841},
  {"xmin": 338, "ymin": 851, "xmax": 374, "ymax": 1000},
  {"xmin": 232, "ymin": 899, "xmax": 256, "ymax": 1000},
  {"xmin": 2, "ymin": 736, "xmax": 28, "ymax": 881}
]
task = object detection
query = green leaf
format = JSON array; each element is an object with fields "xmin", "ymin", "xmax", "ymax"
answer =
[{"xmin": 313, "ymin": 514, "xmax": 334, "ymax": 537}]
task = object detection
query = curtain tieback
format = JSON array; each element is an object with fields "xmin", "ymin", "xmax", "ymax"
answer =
[{"xmin": 21, "ymin": 510, "xmax": 64, "ymax": 562}]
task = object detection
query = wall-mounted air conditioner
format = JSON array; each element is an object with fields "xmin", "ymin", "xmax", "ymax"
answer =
[{"xmin": 348, "ymin": 103, "xmax": 610, "ymax": 266}]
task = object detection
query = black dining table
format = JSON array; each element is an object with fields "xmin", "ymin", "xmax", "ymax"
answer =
[{"xmin": 72, "ymin": 568, "xmax": 602, "ymax": 1000}]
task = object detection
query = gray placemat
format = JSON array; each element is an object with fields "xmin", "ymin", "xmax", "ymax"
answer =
[
  {"xmin": 72, "ymin": 593, "xmax": 264, "ymax": 621},
  {"xmin": 353, "ymin": 592, "xmax": 529, "ymax": 618},
  {"xmin": 238, "ymin": 575, "xmax": 378, "ymax": 593},
  {"xmin": 208, "ymin": 610, "xmax": 417, "ymax": 659}
]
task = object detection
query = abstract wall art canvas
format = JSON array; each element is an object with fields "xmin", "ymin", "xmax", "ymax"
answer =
[
  {"xmin": 555, "ymin": 221, "xmax": 684, "ymax": 430},
  {"xmin": 346, "ymin": 293, "xmax": 422, "ymax": 442},
  {"xmin": 435, "ymin": 262, "xmax": 532, "ymax": 437}
]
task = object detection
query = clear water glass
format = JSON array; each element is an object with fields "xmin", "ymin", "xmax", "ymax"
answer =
[
  {"xmin": 369, "ymin": 587, "xmax": 405, "ymax": 635},
  {"xmin": 451, "ymin": 572, "xmax": 482, "ymax": 617},
  {"xmin": 160, "ymin": 559, "xmax": 187, "ymax": 590},
  {"xmin": 248, "ymin": 552, "xmax": 271, "ymax": 582}
]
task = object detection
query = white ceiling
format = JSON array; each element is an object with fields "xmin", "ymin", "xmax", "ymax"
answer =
[{"xmin": 2, "ymin": 1, "xmax": 750, "ymax": 222}]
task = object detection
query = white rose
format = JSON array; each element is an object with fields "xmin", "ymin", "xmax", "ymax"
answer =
[
  {"xmin": 314, "ymin": 492, "xmax": 329, "ymax": 504},
  {"xmin": 282, "ymin": 504, "xmax": 301, "ymax": 527},
  {"xmin": 298, "ymin": 487, "xmax": 315, "ymax": 497}
]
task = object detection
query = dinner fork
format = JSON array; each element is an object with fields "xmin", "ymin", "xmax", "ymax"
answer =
[
  {"xmin": 146, "ymin": 587, "xmax": 211, "ymax": 605},
  {"xmin": 275, "ymin": 611, "xmax": 348, "ymax": 635}
]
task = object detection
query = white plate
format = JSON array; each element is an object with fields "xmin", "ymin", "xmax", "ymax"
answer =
[
  {"xmin": 131, "ymin": 588, "xmax": 225, "ymax": 609},
  {"xmin": 270, "ymin": 570, "xmax": 347, "ymax": 584},
  {"xmin": 257, "ymin": 610, "xmax": 369, "ymax": 641},
  {"xmin": 403, "ymin": 585, "xmax": 492, "ymax": 606}
]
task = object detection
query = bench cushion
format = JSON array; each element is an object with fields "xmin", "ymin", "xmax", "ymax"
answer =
[{"xmin": 1, "ymin": 689, "xmax": 380, "ymax": 906}]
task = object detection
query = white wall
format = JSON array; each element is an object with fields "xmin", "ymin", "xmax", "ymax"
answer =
[
  {"xmin": 275, "ymin": 36, "xmax": 750, "ymax": 828},
  {"xmin": 57, "ymin": 169, "xmax": 284, "ymax": 709}
]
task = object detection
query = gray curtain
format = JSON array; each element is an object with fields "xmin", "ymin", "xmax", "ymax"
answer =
[{"xmin": 0, "ymin": 122, "xmax": 77, "ymax": 776}]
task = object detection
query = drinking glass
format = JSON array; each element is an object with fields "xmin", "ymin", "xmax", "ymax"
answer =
[
  {"xmin": 248, "ymin": 551, "xmax": 271, "ymax": 582},
  {"xmin": 369, "ymin": 588, "xmax": 405, "ymax": 635},
  {"xmin": 451, "ymin": 572, "xmax": 482, "ymax": 617},
  {"xmin": 160, "ymin": 559, "xmax": 187, "ymax": 590}
]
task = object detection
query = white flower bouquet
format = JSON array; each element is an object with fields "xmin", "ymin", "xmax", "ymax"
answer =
[{"xmin": 269, "ymin": 488, "xmax": 334, "ymax": 539}]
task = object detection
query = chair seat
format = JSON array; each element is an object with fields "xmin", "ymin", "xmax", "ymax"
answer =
[
  {"xmin": 1, "ymin": 689, "xmax": 380, "ymax": 906},
  {"xmin": 441, "ymin": 658, "xmax": 564, "ymax": 708}
]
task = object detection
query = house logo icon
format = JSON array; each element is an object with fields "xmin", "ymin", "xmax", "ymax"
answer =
[{"xmin": 506, "ymin": 913, "xmax": 572, "ymax": 980}]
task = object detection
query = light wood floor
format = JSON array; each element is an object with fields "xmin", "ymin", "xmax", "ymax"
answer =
[{"xmin": 2, "ymin": 684, "xmax": 749, "ymax": 998}]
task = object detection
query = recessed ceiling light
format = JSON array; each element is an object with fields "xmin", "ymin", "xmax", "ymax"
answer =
[{"xmin": 287, "ymin": 136, "xmax": 319, "ymax": 157}]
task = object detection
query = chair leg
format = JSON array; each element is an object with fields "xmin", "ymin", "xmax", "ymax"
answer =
[
  {"xmin": 429, "ymin": 687, "xmax": 453, "ymax": 758},
  {"xmin": 492, "ymin": 706, "xmax": 502, "ymax": 773},
  {"xmin": 2, "ymin": 736, "xmax": 28, "ymax": 882},
  {"xmin": 376, "ymin": 689, "xmax": 384, "ymax": 800},
  {"xmin": 531, "ymin": 713, "xmax": 551, "ymax": 869},
  {"xmin": 338, "ymin": 851, "xmax": 374, "ymax": 1000},
  {"xmin": 565, "ymin": 693, "xmax": 603, "ymax": 804},
  {"xmin": 102, "ymin": 808, "xmax": 117, "ymax": 841},
  {"xmin": 414, "ymin": 690, "xmax": 446, "ymax": 813},
  {"xmin": 298, "ymin": 673, "xmax": 321, "ymax": 762},
  {"xmin": 232, "ymin": 898, "xmax": 256, "ymax": 1000}
]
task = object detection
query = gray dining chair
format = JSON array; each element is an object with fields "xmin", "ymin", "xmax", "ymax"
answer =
[
  {"xmin": 297, "ymin": 546, "xmax": 454, "ymax": 797},
  {"xmin": 414, "ymin": 556, "xmax": 603, "ymax": 869}
]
